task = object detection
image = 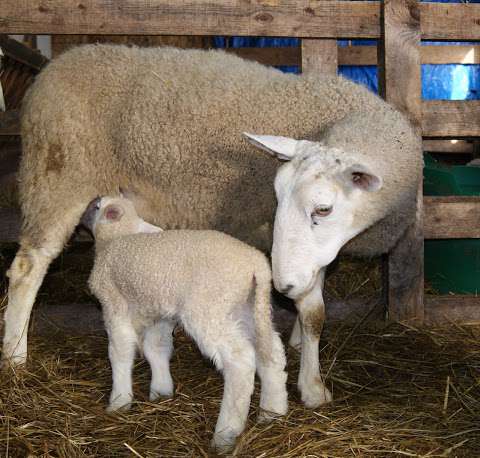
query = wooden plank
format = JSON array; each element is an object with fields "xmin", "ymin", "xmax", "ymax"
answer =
[
  {"xmin": 424, "ymin": 196, "xmax": 480, "ymax": 240},
  {"xmin": 422, "ymin": 45, "xmax": 480, "ymax": 65},
  {"xmin": 1, "ymin": 1, "xmax": 480, "ymax": 41},
  {"xmin": 0, "ymin": 110, "xmax": 20, "ymax": 136},
  {"xmin": 0, "ymin": 1, "xmax": 381, "ymax": 38},
  {"xmin": 0, "ymin": 35, "xmax": 48, "ymax": 71},
  {"xmin": 421, "ymin": 2, "xmax": 480, "ymax": 41},
  {"xmin": 0, "ymin": 144, "xmax": 20, "ymax": 176},
  {"xmin": 423, "ymin": 101, "xmax": 480, "ymax": 138},
  {"xmin": 425, "ymin": 295, "xmax": 480, "ymax": 325},
  {"xmin": 231, "ymin": 45, "xmax": 480, "ymax": 67},
  {"xmin": 423, "ymin": 140, "xmax": 473, "ymax": 155},
  {"xmin": 227, "ymin": 46, "xmax": 300, "ymax": 67},
  {"xmin": 0, "ymin": 207, "xmax": 21, "ymax": 243},
  {"xmin": 51, "ymin": 34, "xmax": 212, "ymax": 58},
  {"xmin": 301, "ymin": 39, "xmax": 337, "ymax": 75},
  {"xmin": 379, "ymin": 0, "xmax": 423, "ymax": 324}
]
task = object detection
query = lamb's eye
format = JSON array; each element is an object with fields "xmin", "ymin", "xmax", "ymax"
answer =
[{"xmin": 311, "ymin": 206, "xmax": 332, "ymax": 224}]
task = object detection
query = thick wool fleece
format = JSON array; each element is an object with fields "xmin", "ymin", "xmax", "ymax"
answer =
[
  {"xmin": 89, "ymin": 230, "xmax": 275, "ymax": 363},
  {"xmin": 19, "ymin": 44, "xmax": 421, "ymax": 255}
]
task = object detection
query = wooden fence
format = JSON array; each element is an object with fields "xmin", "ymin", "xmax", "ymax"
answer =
[{"xmin": 1, "ymin": 0, "xmax": 480, "ymax": 324}]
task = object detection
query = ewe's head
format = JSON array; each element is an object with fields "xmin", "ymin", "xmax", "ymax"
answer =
[
  {"xmin": 82, "ymin": 195, "xmax": 162, "ymax": 243},
  {"xmin": 244, "ymin": 133, "xmax": 382, "ymax": 300}
]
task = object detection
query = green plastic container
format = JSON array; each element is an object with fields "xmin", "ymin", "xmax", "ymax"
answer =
[{"xmin": 424, "ymin": 154, "xmax": 480, "ymax": 294}]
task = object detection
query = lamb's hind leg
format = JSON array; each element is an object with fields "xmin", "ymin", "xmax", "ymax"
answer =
[
  {"xmin": 256, "ymin": 330, "xmax": 288, "ymax": 423},
  {"xmin": 143, "ymin": 319, "xmax": 175, "ymax": 400},
  {"xmin": 2, "ymin": 201, "xmax": 91, "ymax": 366}
]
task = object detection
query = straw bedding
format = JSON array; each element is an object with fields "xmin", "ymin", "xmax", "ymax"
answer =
[{"xmin": 0, "ymin": 246, "xmax": 479, "ymax": 457}]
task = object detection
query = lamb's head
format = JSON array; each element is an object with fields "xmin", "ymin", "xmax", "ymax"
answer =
[
  {"xmin": 82, "ymin": 195, "xmax": 162, "ymax": 243},
  {"xmin": 244, "ymin": 133, "xmax": 382, "ymax": 300}
]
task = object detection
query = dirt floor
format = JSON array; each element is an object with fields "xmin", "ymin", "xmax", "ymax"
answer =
[{"xmin": 0, "ymin": 244, "xmax": 479, "ymax": 457}]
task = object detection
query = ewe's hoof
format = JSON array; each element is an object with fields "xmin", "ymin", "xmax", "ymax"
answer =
[
  {"xmin": 210, "ymin": 433, "xmax": 237, "ymax": 455},
  {"xmin": 1, "ymin": 354, "xmax": 27, "ymax": 370},
  {"xmin": 300, "ymin": 383, "xmax": 332, "ymax": 409}
]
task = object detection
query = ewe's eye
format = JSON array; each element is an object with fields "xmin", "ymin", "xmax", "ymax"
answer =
[{"xmin": 311, "ymin": 205, "xmax": 332, "ymax": 224}]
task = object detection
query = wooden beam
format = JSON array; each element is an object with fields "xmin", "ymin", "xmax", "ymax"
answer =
[
  {"xmin": 379, "ymin": 0, "xmax": 423, "ymax": 324},
  {"xmin": 424, "ymin": 196, "xmax": 480, "ymax": 240},
  {"xmin": 422, "ymin": 45, "xmax": 480, "ymax": 65},
  {"xmin": 423, "ymin": 139, "xmax": 473, "ymax": 155},
  {"xmin": 423, "ymin": 101, "xmax": 480, "ymax": 138},
  {"xmin": 1, "ymin": 1, "xmax": 480, "ymax": 41},
  {"xmin": 301, "ymin": 39, "xmax": 338, "ymax": 75},
  {"xmin": 425, "ymin": 295, "xmax": 480, "ymax": 325},
  {"xmin": 0, "ymin": 1, "xmax": 381, "ymax": 38},
  {"xmin": 0, "ymin": 207, "xmax": 20, "ymax": 243},
  {"xmin": 0, "ymin": 35, "xmax": 48, "ymax": 71},
  {"xmin": 226, "ymin": 46, "xmax": 300, "ymax": 67},
  {"xmin": 421, "ymin": 2, "xmax": 480, "ymax": 41},
  {"xmin": 230, "ymin": 44, "xmax": 480, "ymax": 68},
  {"xmin": 0, "ymin": 110, "xmax": 20, "ymax": 136}
]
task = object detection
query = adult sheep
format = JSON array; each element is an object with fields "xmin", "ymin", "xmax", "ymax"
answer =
[{"xmin": 3, "ymin": 45, "xmax": 421, "ymax": 408}]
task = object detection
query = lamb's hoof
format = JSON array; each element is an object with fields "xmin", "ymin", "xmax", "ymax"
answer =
[
  {"xmin": 300, "ymin": 383, "xmax": 332, "ymax": 409},
  {"xmin": 257, "ymin": 408, "xmax": 284, "ymax": 425},
  {"xmin": 288, "ymin": 341, "xmax": 302, "ymax": 352},
  {"xmin": 149, "ymin": 390, "xmax": 173, "ymax": 402},
  {"xmin": 210, "ymin": 433, "xmax": 237, "ymax": 455},
  {"xmin": 149, "ymin": 383, "xmax": 174, "ymax": 401},
  {"xmin": 107, "ymin": 395, "xmax": 132, "ymax": 413}
]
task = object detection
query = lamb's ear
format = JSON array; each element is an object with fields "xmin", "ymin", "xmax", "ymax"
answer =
[
  {"xmin": 243, "ymin": 133, "xmax": 300, "ymax": 161},
  {"xmin": 344, "ymin": 164, "xmax": 383, "ymax": 192},
  {"xmin": 137, "ymin": 220, "xmax": 163, "ymax": 233},
  {"xmin": 104, "ymin": 204, "xmax": 124, "ymax": 222}
]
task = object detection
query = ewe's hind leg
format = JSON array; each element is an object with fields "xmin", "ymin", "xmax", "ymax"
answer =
[
  {"xmin": 2, "ymin": 202, "xmax": 90, "ymax": 366},
  {"xmin": 256, "ymin": 330, "xmax": 288, "ymax": 423},
  {"xmin": 296, "ymin": 268, "xmax": 332, "ymax": 408},
  {"xmin": 143, "ymin": 319, "xmax": 175, "ymax": 401},
  {"xmin": 107, "ymin": 318, "xmax": 138, "ymax": 412}
]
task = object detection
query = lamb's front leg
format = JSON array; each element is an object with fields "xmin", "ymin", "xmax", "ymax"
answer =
[
  {"xmin": 107, "ymin": 319, "xmax": 137, "ymax": 412},
  {"xmin": 296, "ymin": 268, "xmax": 332, "ymax": 408}
]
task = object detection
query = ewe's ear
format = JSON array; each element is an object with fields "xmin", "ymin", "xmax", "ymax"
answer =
[
  {"xmin": 344, "ymin": 164, "xmax": 383, "ymax": 192},
  {"xmin": 104, "ymin": 204, "xmax": 124, "ymax": 222},
  {"xmin": 243, "ymin": 133, "xmax": 300, "ymax": 161}
]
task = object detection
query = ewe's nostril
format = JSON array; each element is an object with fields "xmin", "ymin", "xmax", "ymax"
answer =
[{"xmin": 279, "ymin": 284, "xmax": 294, "ymax": 294}]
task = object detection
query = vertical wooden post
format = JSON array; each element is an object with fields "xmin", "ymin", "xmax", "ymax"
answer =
[
  {"xmin": 301, "ymin": 39, "xmax": 338, "ymax": 75},
  {"xmin": 378, "ymin": 0, "xmax": 424, "ymax": 323}
]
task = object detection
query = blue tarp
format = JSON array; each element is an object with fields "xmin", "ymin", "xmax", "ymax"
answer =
[{"xmin": 213, "ymin": 0, "xmax": 480, "ymax": 101}]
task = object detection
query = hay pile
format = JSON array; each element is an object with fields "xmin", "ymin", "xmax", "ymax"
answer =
[
  {"xmin": 0, "ymin": 310, "xmax": 478, "ymax": 457},
  {"xmin": 0, "ymin": 241, "xmax": 478, "ymax": 457}
]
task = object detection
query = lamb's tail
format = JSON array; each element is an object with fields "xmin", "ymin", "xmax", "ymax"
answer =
[{"xmin": 253, "ymin": 255, "xmax": 277, "ymax": 366}]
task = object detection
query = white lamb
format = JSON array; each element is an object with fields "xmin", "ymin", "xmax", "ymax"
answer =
[{"xmin": 84, "ymin": 195, "xmax": 288, "ymax": 453}]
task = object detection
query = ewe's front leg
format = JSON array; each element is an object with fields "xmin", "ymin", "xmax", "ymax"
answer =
[
  {"xmin": 107, "ymin": 319, "xmax": 138, "ymax": 412},
  {"xmin": 296, "ymin": 268, "xmax": 332, "ymax": 408},
  {"xmin": 3, "ymin": 246, "xmax": 53, "ymax": 366}
]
